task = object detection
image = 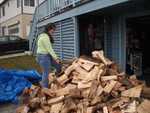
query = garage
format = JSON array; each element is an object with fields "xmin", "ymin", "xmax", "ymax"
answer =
[
  {"xmin": 78, "ymin": 13, "xmax": 105, "ymax": 56},
  {"xmin": 126, "ymin": 16, "xmax": 150, "ymax": 80}
]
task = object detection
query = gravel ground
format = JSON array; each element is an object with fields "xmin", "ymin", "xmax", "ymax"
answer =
[{"xmin": 0, "ymin": 104, "xmax": 17, "ymax": 113}]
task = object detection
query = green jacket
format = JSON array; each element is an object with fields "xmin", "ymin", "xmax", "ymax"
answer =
[{"xmin": 36, "ymin": 33, "xmax": 58, "ymax": 60}]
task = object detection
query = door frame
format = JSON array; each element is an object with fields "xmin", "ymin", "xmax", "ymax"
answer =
[{"xmin": 123, "ymin": 10, "xmax": 150, "ymax": 72}]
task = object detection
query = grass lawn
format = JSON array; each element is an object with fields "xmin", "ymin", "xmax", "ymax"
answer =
[{"xmin": 0, "ymin": 55, "xmax": 41, "ymax": 72}]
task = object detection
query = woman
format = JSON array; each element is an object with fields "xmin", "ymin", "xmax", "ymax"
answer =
[{"xmin": 36, "ymin": 23, "xmax": 61, "ymax": 88}]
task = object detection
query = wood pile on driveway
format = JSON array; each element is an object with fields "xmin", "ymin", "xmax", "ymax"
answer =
[{"xmin": 16, "ymin": 51, "xmax": 150, "ymax": 113}]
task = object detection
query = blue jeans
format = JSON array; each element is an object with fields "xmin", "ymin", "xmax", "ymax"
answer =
[{"xmin": 36, "ymin": 54, "xmax": 61, "ymax": 87}]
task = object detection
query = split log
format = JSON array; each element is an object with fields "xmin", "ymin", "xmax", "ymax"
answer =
[
  {"xmin": 137, "ymin": 100, "xmax": 150, "ymax": 113},
  {"xmin": 101, "ymin": 76, "xmax": 118, "ymax": 81},
  {"xmin": 103, "ymin": 106, "xmax": 109, "ymax": 113},
  {"xmin": 81, "ymin": 88, "xmax": 90, "ymax": 98},
  {"xmin": 64, "ymin": 64, "xmax": 75, "ymax": 76},
  {"xmin": 78, "ymin": 81, "xmax": 92, "ymax": 89},
  {"xmin": 121, "ymin": 101, "xmax": 136, "ymax": 113},
  {"xmin": 84, "ymin": 66, "xmax": 100, "ymax": 81},
  {"xmin": 112, "ymin": 97, "xmax": 130, "ymax": 109},
  {"xmin": 103, "ymin": 80, "xmax": 117, "ymax": 93},
  {"xmin": 78, "ymin": 57, "xmax": 99, "ymax": 66},
  {"xmin": 77, "ymin": 102, "xmax": 88, "ymax": 113},
  {"xmin": 113, "ymin": 82, "xmax": 122, "ymax": 91},
  {"xmin": 91, "ymin": 96, "xmax": 102, "ymax": 105},
  {"xmin": 36, "ymin": 109, "xmax": 45, "ymax": 113},
  {"xmin": 69, "ymin": 88, "xmax": 82, "ymax": 98},
  {"xmin": 87, "ymin": 106, "xmax": 95, "ymax": 113},
  {"xmin": 78, "ymin": 60, "xmax": 95, "ymax": 71},
  {"xmin": 96, "ymin": 85, "xmax": 103, "ymax": 96},
  {"xmin": 121, "ymin": 85, "xmax": 143, "ymax": 98},
  {"xmin": 57, "ymin": 74, "xmax": 69, "ymax": 85},
  {"xmin": 141, "ymin": 87, "xmax": 150, "ymax": 98},
  {"xmin": 41, "ymin": 106, "xmax": 50, "ymax": 112},
  {"xmin": 16, "ymin": 105, "xmax": 29, "ymax": 113},
  {"xmin": 88, "ymin": 80, "xmax": 99, "ymax": 99},
  {"xmin": 48, "ymin": 96, "xmax": 65, "ymax": 105},
  {"xmin": 42, "ymin": 88, "xmax": 55, "ymax": 97},
  {"xmin": 97, "ymin": 69, "xmax": 104, "ymax": 82},
  {"xmin": 40, "ymin": 96, "xmax": 47, "ymax": 105},
  {"xmin": 74, "ymin": 63, "xmax": 89, "ymax": 77},
  {"xmin": 92, "ymin": 51, "xmax": 108, "ymax": 65},
  {"xmin": 50, "ymin": 102, "xmax": 63, "ymax": 113},
  {"xmin": 29, "ymin": 97, "xmax": 40, "ymax": 108},
  {"xmin": 55, "ymin": 84, "xmax": 77, "ymax": 96},
  {"xmin": 60, "ymin": 98, "xmax": 77, "ymax": 113}
]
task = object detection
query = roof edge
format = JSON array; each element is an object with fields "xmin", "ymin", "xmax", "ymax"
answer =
[{"xmin": 0, "ymin": 0, "xmax": 9, "ymax": 6}]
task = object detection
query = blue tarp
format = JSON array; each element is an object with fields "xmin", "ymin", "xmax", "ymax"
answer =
[{"xmin": 0, "ymin": 69, "xmax": 41, "ymax": 103}]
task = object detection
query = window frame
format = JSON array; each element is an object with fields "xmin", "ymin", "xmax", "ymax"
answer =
[
  {"xmin": 0, "ymin": 8, "xmax": 1, "ymax": 18},
  {"xmin": 2, "ymin": 6, "xmax": 5, "ymax": 16},
  {"xmin": 17, "ymin": 0, "xmax": 20, "ymax": 8},
  {"xmin": 24, "ymin": 0, "xmax": 35, "ymax": 7}
]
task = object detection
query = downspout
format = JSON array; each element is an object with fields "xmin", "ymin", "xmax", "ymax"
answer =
[
  {"xmin": 37, "ymin": 0, "xmax": 39, "ymax": 34},
  {"xmin": 21, "ymin": 0, "xmax": 23, "ymax": 14},
  {"xmin": 21, "ymin": 0, "xmax": 24, "ymax": 38}
]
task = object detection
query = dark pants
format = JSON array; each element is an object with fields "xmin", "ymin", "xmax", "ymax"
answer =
[{"xmin": 36, "ymin": 54, "xmax": 61, "ymax": 87}]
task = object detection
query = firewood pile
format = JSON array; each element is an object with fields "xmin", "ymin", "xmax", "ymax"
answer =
[{"xmin": 16, "ymin": 51, "xmax": 150, "ymax": 113}]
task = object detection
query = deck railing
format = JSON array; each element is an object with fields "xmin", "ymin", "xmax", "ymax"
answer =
[{"xmin": 38, "ymin": 0, "xmax": 92, "ymax": 20}]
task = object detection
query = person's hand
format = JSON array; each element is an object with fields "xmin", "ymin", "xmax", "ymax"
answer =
[{"xmin": 55, "ymin": 59, "xmax": 61, "ymax": 64}]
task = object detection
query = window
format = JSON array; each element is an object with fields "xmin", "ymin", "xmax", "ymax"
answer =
[
  {"xmin": 8, "ymin": 28, "xmax": 19, "ymax": 34},
  {"xmin": 2, "ymin": 6, "xmax": 5, "ymax": 16},
  {"xmin": 24, "ymin": 0, "xmax": 35, "ymax": 7},
  {"xmin": 0, "ymin": 37, "xmax": 9, "ymax": 42},
  {"xmin": 8, "ymin": 23, "xmax": 19, "ymax": 35},
  {"xmin": 2, "ymin": 26, "xmax": 6, "ymax": 35},
  {"xmin": 9, "ymin": 36, "xmax": 19, "ymax": 41},
  {"xmin": 17, "ymin": 0, "xmax": 20, "ymax": 8}
]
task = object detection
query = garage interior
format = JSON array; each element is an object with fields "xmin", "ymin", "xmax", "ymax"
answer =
[
  {"xmin": 126, "ymin": 15, "xmax": 150, "ymax": 82},
  {"xmin": 78, "ymin": 13, "xmax": 104, "ymax": 56}
]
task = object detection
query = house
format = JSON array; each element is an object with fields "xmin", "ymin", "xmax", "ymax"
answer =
[
  {"xmin": 29, "ymin": 0, "xmax": 150, "ymax": 77},
  {"xmin": 0, "ymin": 0, "xmax": 40, "ymax": 39}
]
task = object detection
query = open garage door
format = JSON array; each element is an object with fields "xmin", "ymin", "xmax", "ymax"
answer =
[{"xmin": 126, "ymin": 15, "xmax": 150, "ymax": 80}]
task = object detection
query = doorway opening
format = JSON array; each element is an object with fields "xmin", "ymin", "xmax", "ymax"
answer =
[
  {"xmin": 78, "ymin": 13, "xmax": 104, "ymax": 56},
  {"xmin": 126, "ymin": 15, "xmax": 150, "ymax": 80}
]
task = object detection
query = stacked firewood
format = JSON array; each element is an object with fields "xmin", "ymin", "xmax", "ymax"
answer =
[{"xmin": 16, "ymin": 51, "xmax": 150, "ymax": 113}]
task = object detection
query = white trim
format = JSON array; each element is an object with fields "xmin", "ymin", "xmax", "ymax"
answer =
[{"xmin": 73, "ymin": 16, "xmax": 79, "ymax": 57}]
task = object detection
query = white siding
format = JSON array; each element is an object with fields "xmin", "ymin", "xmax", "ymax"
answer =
[
  {"xmin": 39, "ymin": 0, "xmax": 45, "ymax": 4},
  {"xmin": 0, "ymin": 0, "xmax": 21, "ymax": 23},
  {"xmin": 23, "ymin": 0, "xmax": 37, "ymax": 14},
  {"xmin": 23, "ymin": 6, "xmax": 36, "ymax": 14},
  {"xmin": 0, "ymin": 0, "xmax": 38, "ymax": 23}
]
